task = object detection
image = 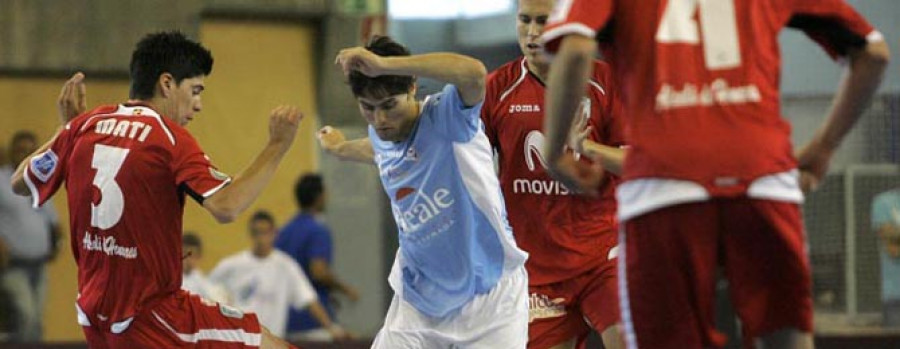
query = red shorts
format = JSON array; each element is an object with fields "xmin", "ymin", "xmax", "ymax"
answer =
[
  {"xmin": 82, "ymin": 290, "xmax": 263, "ymax": 348},
  {"xmin": 527, "ymin": 244, "xmax": 619, "ymax": 349},
  {"xmin": 620, "ymin": 199, "xmax": 813, "ymax": 349}
]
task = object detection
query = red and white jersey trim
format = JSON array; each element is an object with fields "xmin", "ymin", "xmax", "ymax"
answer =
[
  {"xmin": 499, "ymin": 59, "xmax": 530, "ymax": 102},
  {"xmin": 152, "ymin": 311, "xmax": 262, "ymax": 346},
  {"xmin": 616, "ymin": 170, "xmax": 804, "ymax": 221}
]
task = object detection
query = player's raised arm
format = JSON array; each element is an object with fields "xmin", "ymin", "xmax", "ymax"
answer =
[
  {"xmin": 336, "ymin": 47, "xmax": 487, "ymax": 107},
  {"xmin": 316, "ymin": 126, "xmax": 374, "ymax": 164},
  {"xmin": 202, "ymin": 106, "xmax": 302, "ymax": 223},
  {"xmin": 542, "ymin": 34, "xmax": 602, "ymax": 194},
  {"xmin": 796, "ymin": 39, "xmax": 890, "ymax": 191},
  {"xmin": 11, "ymin": 72, "xmax": 87, "ymax": 197}
]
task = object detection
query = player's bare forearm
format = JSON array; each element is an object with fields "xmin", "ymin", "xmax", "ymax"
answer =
[
  {"xmin": 330, "ymin": 138, "xmax": 375, "ymax": 164},
  {"xmin": 583, "ymin": 141, "xmax": 625, "ymax": 175},
  {"xmin": 813, "ymin": 41, "xmax": 890, "ymax": 150},
  {"xmin": 383, "ymin": 53, "xmax": 487, "ymax": 106},
  {"xmin": 307, "ymin": 300, "xmax": 334, "ymax": 328},
  {"xmin": 10, "ymin": 128, "xmax": 63, "ymax": 196},
  {"xmin": 203, "ymin": 142, "xmax": 289, "ymax": 223},
  {"xmin": 544, "ymin": 35, "xmax": 596, "ymax": 163}
]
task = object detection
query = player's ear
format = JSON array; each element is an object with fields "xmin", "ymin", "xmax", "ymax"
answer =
[{"xmin": 158, "ymin": 73, "xmax": 175, "ymax": 98}]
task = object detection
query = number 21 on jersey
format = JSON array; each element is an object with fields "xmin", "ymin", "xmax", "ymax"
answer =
[{"xmin": 656, "ymin": 0, "xmax": 742, "ymax": 70}]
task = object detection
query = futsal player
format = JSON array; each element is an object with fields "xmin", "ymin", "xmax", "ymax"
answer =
[
  {"xmin": 540, "ymin": 0, "xmax": 890, "ymax": 348},
  {"xmin": 480, "ymin": 0, "xmax": 625, "ymax": 348},
  {"xmin": 10, "ymin": 31, "xmax": 303, "ymax": 348},
  {"xmin": 320, "ymin": 35, "xmax": 530, "ymax": 348}
]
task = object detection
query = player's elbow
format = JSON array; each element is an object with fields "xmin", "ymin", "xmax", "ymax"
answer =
[
  {"xmin": 460, "ymin": 58, "xmax": 487, "ymax": 95},
  {"xmin": 203, "ymin": 197, "xmax": 239, "ymax": 224},
  {"xmin": 858, "ymin": 40, "xmax": 891, "ymax": 70}
]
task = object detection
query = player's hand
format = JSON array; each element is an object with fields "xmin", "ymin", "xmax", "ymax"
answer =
[
  {"xmin": 568, "ymin": 113, "xmax": 592, "ymax": 155},
  {"xmin": 335, "ymin": 47, "xmax": 389, "ymax": 77},
  {"xmin": 328, "ymin": 324, "xmax": 353, "ymax": 341},
  {"xmin": 57, "ymin": 72, "xmax": 87, "ymax": 124},
  {"xmin": 547, "ymin": 153, "xmax": 603, "ymax": 197},
  {"xmin": 795, "ymin": 139, "xmax": 835, "ymax": 193},
  {"xmin": 317, "ymin": 126, "xmax": 347, "ymax": 155},
  {"xmin": 268, "ymin": 105, "xmax": 303, "ymax": 150}
]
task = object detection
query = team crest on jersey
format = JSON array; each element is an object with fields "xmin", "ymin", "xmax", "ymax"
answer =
[
  {"xmin": 30, "ymin": 150, "xmax": 59, "ymax": 183},
  {"xmin": 528, "ymin": 293, "xmax": 567, "ymax": 322},
  {"xmin": 209, "ymin": 167, "xmax": 229, "ymax": 181},
  {"xmin": 219, "ymin": 304, "xmax": 244, "ymax": 319}
]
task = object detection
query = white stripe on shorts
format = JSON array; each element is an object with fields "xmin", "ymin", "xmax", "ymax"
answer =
[{"xmin": 152, "ymin": 311, "xmax": 261, "ymax": 346}]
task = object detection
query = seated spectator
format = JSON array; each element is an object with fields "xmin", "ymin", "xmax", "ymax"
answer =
[
  {"xmin": 872, "ymin": 188, "xmax": 900, "ymax": 327},
  {"xmin": 210, "ymin": 210, "xmax": 346, "ymax": 339},
  {"xmin": 181, "ymin": 232, "xmax": 229, "ymax": 303},
  {"xmin": 277, "ymin": 173, "xmax": 359, "ymax": 342}
]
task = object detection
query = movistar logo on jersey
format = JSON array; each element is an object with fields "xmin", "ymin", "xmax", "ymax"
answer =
[{"xmin": 393, "ymin": 187, "xmax": 455, "ymax": 234}]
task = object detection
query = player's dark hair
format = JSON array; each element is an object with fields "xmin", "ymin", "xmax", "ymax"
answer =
[
  {"xmin": 182, "ymin": 232, "xmax": 202, "ymax": 252},
  {"xmin": 348, "ymin": 35, "xmax": 415, "ymax": 98},
  {"xmin": 10, "ymin": 130, "xmax": 37, "ymax": 146},
  {"xmin": 294, "ymin": 173, "xmax": 324, "ymax": 210},
  {"xmin": 250, "ymin": 210, "xmax": 275, "ymax": 225},
  {"xmin": 129, "ymin": 31, "xmax": 213, "ymax": 100}
]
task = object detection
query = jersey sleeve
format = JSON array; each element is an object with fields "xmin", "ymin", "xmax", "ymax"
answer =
[
  {"xmin": 480, "ymin": 70, "xmax": 503, "ymax": 148},
  {"xmin": 287, "ymin": 258, "xmax": 318, "ymax": 309},
  {"xmin": 424, "ymin": 84, "xmax": 484, "ymax": 143},
  {"xmin": 171, "ymin": 132, "xmax": 231, "ymax": 204},
  {"xmin": 23, "ymin": 124, "xmax": 78, "ymax": 208},
  {"xmin": 541, "ymin": 0, "xmax": 614, "ymax": 55},
  {"xmin": 788, "ymin": 0, "xmax": 882, "ymax": 60}
]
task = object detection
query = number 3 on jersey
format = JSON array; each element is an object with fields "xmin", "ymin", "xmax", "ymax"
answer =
[
  {"xmin": 91, "ymin": 144, "xmax": 130, "ymax": 229},
  {"xmin": 656, "ymin": 0, "xmax": 742, "ymax": 70}
]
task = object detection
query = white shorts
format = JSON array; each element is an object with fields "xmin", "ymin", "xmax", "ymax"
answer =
[{"xmin": 372, "ymin": 266, "xmax": 529, "ymax": 349}]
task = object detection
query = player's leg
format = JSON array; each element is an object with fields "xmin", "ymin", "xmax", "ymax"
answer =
[
  {"xmin": 721, "ymin": 199, "xmax": 813, "ymax": 349},
  {"xmin": 527, "ymin": 280, "xmax": 590, "ymax": 349},
  {"xmin": 462, "ymin": 266, "xmax": 529, "ymax": 349},
  {"xmin": 579, "ymin": 244, "xmax": 623, "ymax": 349},
  {"xmin": 620, "ymin": 202, "xmax": 725, "ymax": 349}
]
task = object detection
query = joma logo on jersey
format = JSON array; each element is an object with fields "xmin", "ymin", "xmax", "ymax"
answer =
[
  {"xmin": 508, "ymin": 104, "xmax": 541, "ymax": 114},
  {"xmin": 393, "ymin": 187, "xmax": 455, "ymax": 233},
  {"xmin": 528, "ymin": 293, "xmax": 567, "ymax": 322}
]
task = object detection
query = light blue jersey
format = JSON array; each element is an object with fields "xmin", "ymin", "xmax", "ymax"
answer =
[
  {"xmin": 370, "ymin": 84, "xmax": 528, "ymax": 318},
  {"xmin": 872, "ymin": 189, "xmax": 900, "ymax": 302}
]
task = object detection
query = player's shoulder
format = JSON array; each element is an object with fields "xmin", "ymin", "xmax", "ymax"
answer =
[
  {"xmin": 65, "ymin": 104, "xmax": 119, "ymax": 131},
  {"xmin": 488, "ymin": 57, "xmax": 526, "ymax": 84}
]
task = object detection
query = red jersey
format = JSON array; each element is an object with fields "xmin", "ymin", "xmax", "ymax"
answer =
[
  {"xmin": 482, "ymin": 57, "xmax": 626, "ymax": 285},
  {"xmin": 23, "ymin": 104, "xmax": 231, "ymax": 330},
  {"xmin": 542, "ymin": 0, "xmax": 880, "ymax": 200}
]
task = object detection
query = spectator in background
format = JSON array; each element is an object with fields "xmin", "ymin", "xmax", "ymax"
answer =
[
  {"xmin": 276, "ymin": 173, "xmax": 359, "ymax": 342},
  {"xmin": 0, "ymin": 131, "xmax": 63, "ymax": 342},
  {"xmin": 872, "ymin": 188, "xmax": 900, "ymax": 327},
  {"xmin": 210, "ymin": 210, "xmax": 346, "ymax": 339},
  {"xmin": 181, "ymin": 232, "xmax": 229, "ymax": 303}
]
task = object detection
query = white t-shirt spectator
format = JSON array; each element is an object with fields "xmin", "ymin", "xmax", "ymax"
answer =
[
  {"xmin": 182, "ymin": 269, "xmax": 230, "ymax": 304},
  {"xmin": 209, "ymin": 250, "xmax": 318, "ymax": 337}
]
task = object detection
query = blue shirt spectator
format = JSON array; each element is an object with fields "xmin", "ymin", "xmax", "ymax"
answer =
[
  {"xmin": 871, "ymin": 188, "xmax": 900, "ymax": 327},
  {"xmin": 276, "ymin": 174, "xmax": 358, "ymax": 341}
]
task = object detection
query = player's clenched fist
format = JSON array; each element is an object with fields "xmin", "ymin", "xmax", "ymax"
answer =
[
  {"xmin": 335, "ymin": 47, "xmax": 389, "ymax": 77},
  {"xmin": 316, "ymin": 126, "xmax": 346, "ymax": 154},
  {"xmin": 268, "ymin": 105, "xmax": 303, "ymax": 149}
]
